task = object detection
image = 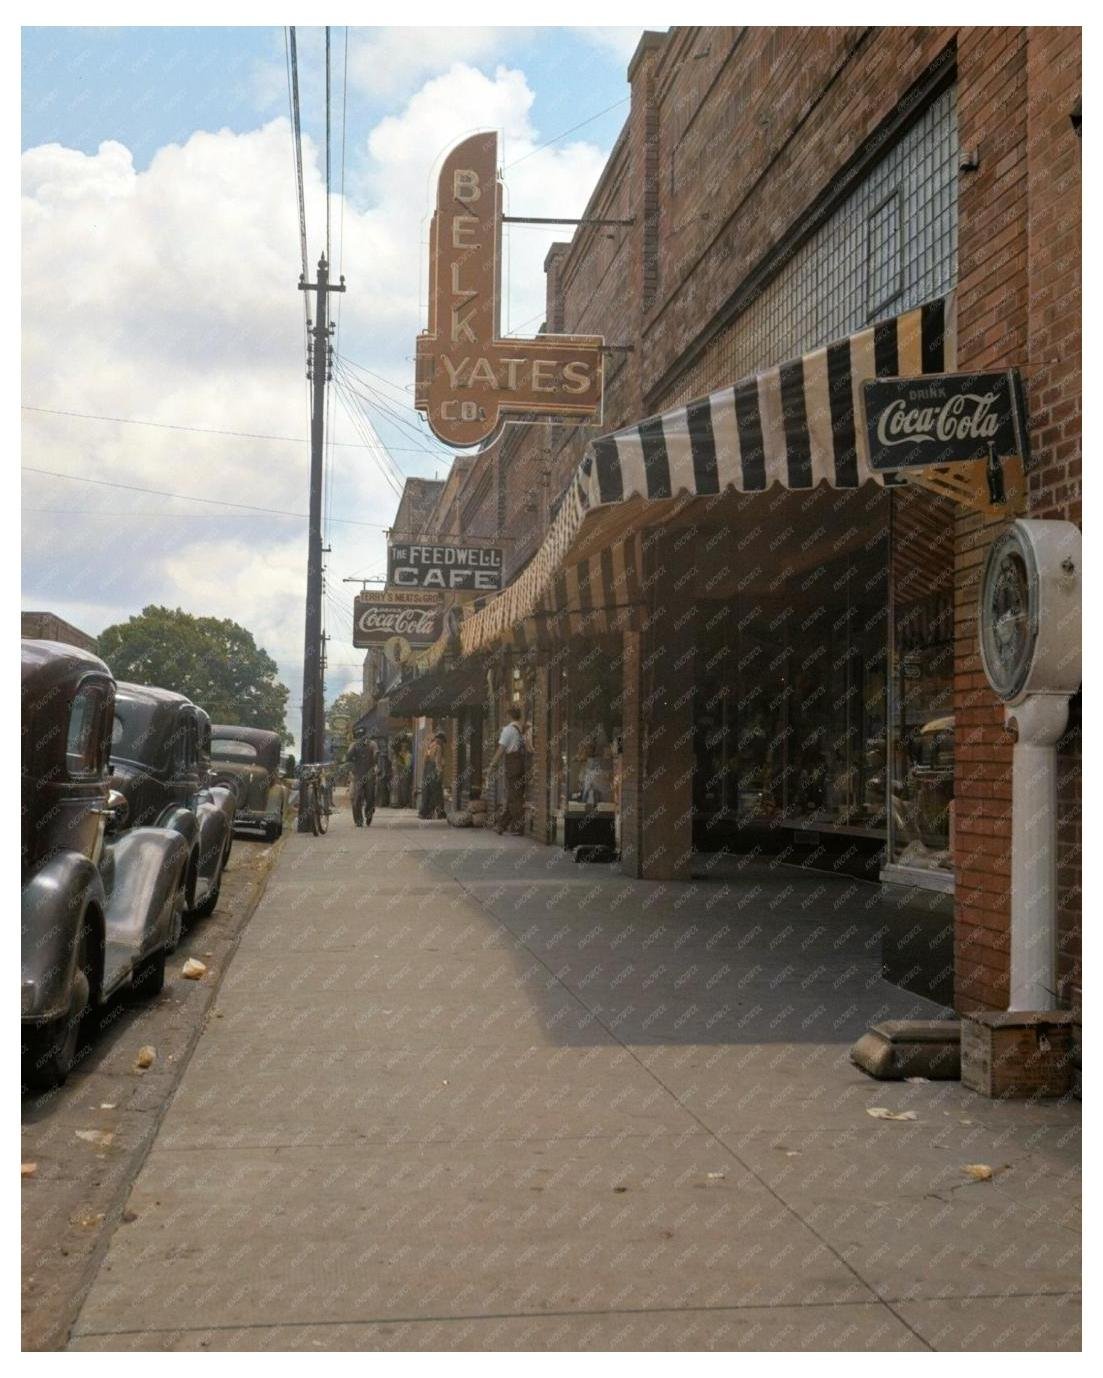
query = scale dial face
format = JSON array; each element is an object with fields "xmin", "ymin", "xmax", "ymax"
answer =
[{"xmin": 980, "ymin": 529, "xmax": 1038, "ymax": 701}]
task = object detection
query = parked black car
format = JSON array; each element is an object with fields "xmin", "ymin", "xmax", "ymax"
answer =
[
  {"xmin": 109, "ymin": 682, "xmax": 236, "ymax": 921},
  {"xmin": 21, "ymin": 641, "xmax": 190, "ymax": 1089},
  {"xmin": 209, "ymin": 724, "xmax": 288, "ymax": 841}
]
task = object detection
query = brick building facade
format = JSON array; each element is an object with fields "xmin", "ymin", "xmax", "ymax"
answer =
[{"xmin": 392, "ymin": 26, "xmax": 1081, "ymax": 1015}]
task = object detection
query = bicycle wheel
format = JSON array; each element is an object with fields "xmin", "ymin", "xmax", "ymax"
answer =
[
  {"xmin": 316, "ymin": 785, "xmax": 328, "ymax": 834},
  {"xmin": 310, "ymin": 782, "xmax": 321, "ymax": 836}
]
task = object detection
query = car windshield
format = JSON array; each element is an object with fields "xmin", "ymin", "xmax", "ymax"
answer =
[
  {"xmin": 110, "ymin": 697, "xmax": 163, "ymax": 768},
  {"xmin": 211, "ymin": 740, "xmax": 259, "ymax": 762}
]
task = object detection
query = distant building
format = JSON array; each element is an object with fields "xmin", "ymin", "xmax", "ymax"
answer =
[{"xmin": 22, "ymin": 611, "xmax": 98, "ymax": 654}]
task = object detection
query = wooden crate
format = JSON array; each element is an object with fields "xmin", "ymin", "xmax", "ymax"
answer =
[{"xmin": 961, "ymin": 1011, "xmax": 1076, "ymax": 1099}]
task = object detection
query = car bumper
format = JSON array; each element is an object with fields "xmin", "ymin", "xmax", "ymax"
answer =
[{"xmin": 233, "ymin": 810, "xmax": 279, "ymax": 832}]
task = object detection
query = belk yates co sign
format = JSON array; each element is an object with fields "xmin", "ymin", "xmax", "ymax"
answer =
[
  {"xmin": 414, "ymin": 131, "xmax": 604, "ymax": 448},
  {"xmin": 861, "ymin": 369, "xmax": 1030, "ymax": 472},
  {"xmin": 387, "ymin": 543, "xmax": 504, "ymax": 591}
]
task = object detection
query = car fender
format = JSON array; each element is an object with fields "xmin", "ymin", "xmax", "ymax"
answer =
[
  {"xmin": 22, "ymin": 854, "xmax": 106, "ymax": 1022},
  {"xmin": 194, "ymin": 793, "xmax": 232, "ymax": 883},
  {"xmin": 266, "ymin": 781, "xmax": 288, "ymax": 819},
  {"xmin": 104, "ymin": 827, "xmax": 189, "ymax": 959}
]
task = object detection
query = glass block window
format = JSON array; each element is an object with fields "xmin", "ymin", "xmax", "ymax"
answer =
[{"xmin": 661, "ymin": 85, "xmax": 958, "ymax": 408}]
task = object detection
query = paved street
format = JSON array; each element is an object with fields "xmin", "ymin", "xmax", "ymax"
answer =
[
  {"xmin": 67, "ymin": 808, "xmax": 1080, "ymax": 1352},
  {"xmin": 22, "ymin": 837, "xmax": 283, "ymax": 1351}
]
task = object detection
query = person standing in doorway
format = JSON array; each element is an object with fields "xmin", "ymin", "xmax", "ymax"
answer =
[
  {"xmin": 419, "ymin": 731, "xmax": 447, "ymax": 819},
  {"xmin": 487, "ymin": 705, "xmax": 527, "ymax": 836},
  {"xmin": 346, "ymin": 731, "xmax": 377, "ymax": 827}
]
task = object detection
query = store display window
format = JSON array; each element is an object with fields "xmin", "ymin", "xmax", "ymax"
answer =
[{"xmin": 552, "ymin": 637, "xmax": 623, "ymax": 817}]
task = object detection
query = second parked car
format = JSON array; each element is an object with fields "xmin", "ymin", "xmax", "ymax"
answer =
[{"xmin": 109, "ymin": 683, "xmax": 236, "ymax": 919}]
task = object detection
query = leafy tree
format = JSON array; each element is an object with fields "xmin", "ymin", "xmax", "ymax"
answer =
[
  {"xmin": 98, "ymin": 605, "xmax": 291, "ymax": 740},
  {"xmin": 326, "ymin": 689, "xmax": 367, "ymax": 756}
]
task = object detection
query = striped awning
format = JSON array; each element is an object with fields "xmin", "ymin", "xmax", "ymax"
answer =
[{"xmin": 426, "ymin": 296, "xmax": 954, "ymax": 661}]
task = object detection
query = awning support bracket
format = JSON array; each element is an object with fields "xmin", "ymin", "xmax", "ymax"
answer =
[{"xmin": 902, "ymin": 454, "xmax": 1027, "ymax": 518}]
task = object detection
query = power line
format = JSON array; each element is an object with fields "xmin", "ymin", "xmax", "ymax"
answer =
[
  {"xmin": 332, "ymin": 383, "xmax": 404, "ymax": 498},
  {"xmin": 336, "ymin": 355, "xmax": 418, "ymax": 403},
  {"xmin": 286, "ymin": 27, "xmax": 309, "ymax": 284},
  {"xmin": 324, "ymin": 25, "xmax": 332, "ymax": 265},
  {"xmin": 21, "ymin": 466, "xmax": 389, "ymax": 527},
  {"xmin": 21, "ymin": 404, "xmax": 448, "ymax": 455},
  {"xmin": 502, "ymin": 96, "xmax": 630, "ymax": 170}
]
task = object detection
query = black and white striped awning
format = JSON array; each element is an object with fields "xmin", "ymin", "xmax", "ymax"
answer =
[{"xmin": 415, "ymin": 296, "xmax": 953, "ymax": 659}]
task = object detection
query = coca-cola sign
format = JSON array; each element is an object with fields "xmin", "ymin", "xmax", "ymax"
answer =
[
  {"xmin": 353, "ymin": 593, "xmax": 442, "ymax": 648},
  {"xmin": 861, "ymin": 370, "xmax": 1030, "ymax": 472}
]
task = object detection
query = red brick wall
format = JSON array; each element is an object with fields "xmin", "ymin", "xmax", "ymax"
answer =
[
  {"xmin": 952, "ymin": 27, "xmax": 1081, "ymax": 1011},
  {"xmin": 435, "ymin": 26, "xmax": 1082, "ymax": 1007},
  {"xmin": 1026, "ymin": 27, "xmax": 1081, "ymax": 1005}
]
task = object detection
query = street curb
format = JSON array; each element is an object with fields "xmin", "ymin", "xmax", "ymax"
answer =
[{"xmin": 27, "ymin": 837, "xmax": 284, "ymax": 1353}]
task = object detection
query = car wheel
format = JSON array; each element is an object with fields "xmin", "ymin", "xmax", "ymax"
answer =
[
  {"xmin": 266, "ymin": 819, "xmax": 283, "ymax": 842},
  {"xmin": 23, "ymin": 957, "xmax": 90, "ymax": 1092},
  {"xmin": 129, "ymin": 947, "xmax": 166, "ymax": 1002}
]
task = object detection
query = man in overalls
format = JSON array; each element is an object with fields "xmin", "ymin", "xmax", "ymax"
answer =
[
  {"xmin": 346, "ymin": 731, "xmax": 377, "ymax": 827},
  {"xmin": 487, "ymin": 705, "xmax": 527, "ymax": 836}
]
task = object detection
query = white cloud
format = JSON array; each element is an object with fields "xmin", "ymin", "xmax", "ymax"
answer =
[
  {"xmin": 347, "ymin": 28, "xmax": 525, "ymax": 103},
  {"xmin": 572, "ymin": 27, "xmax": 645, "ymax": 66},
  {"xmin": 22, "ymin": 60, "xmax": 613, "ymax": 746}
]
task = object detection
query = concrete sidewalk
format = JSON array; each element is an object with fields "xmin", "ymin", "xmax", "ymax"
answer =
[{"xmin": 69, "ymin": 809, "xmax": 1080, "ymax": 1351}]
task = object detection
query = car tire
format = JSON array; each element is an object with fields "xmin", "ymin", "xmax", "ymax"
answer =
[
  {"xmin": 266, "ymin": 820, "xmax": 283, "ymax": 842},
  {"xmin": 23, "ymin": 952, "xmax": 90, "ymax": 1092},
  {"xmin": 129, "ymin": 947, "xmax": 166, "ymax": 1002}
]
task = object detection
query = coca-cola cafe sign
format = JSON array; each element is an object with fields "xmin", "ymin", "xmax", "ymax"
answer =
[
  {"xmin": 861, "ymin": 369, "xmax": 1030, "ymax": 472},
  {"xmin": 353, "ymin": 590, "xmax": 442, "ymax": 649},
  {"xmin": 414, "ymin": 131, "xmax": 604, "ymax": 448}
]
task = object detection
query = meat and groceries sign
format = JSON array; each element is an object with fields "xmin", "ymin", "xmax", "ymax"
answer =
[
  {"xmin": 387, "ymin": 543, "xmax": 503, "ymax": 592},
  {"xmin": 414, "ymin": 131, "xmax": 604, "ymax": 448},
  {"xmin": 353, "ymin": 590, "xmax": 442, "ymax": 648}
]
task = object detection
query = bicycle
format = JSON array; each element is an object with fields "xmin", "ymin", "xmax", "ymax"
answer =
[{"xmin": 298, "ymin": 763, "xmax": 330, "ymax": 836}]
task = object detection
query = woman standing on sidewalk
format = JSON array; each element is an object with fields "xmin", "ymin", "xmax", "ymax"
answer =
[{"xmin": 418, "ymin": 731, "xmax": 447, "ymax": 819}]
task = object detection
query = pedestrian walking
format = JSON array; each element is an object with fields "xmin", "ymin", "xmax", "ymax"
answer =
[
  {"xmin": 418, "ymin": 731, "xmax": 446, "ymax": 819},
  {"xmin": 346, "ymin": 731, "xmax": 377, "ymax": 827},
  {"xmin": 487, "ymin": 704, "xmax": 527, "ymax": 835}
]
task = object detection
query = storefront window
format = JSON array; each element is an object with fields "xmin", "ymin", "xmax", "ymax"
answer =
[
  {"xmin": 698, "ymin": 546, "xmax": 888, "ymax": 839},
  {"xmin": 885, "ymin": 488, "xmax": 957, "ymax": 877},
  {"xmin": 554, "ymin": 638, "xmax": 622, "ymax": 816},
  {"xmin": 888, "ymin": 595, "xmax": 954, "ymax": 871}
]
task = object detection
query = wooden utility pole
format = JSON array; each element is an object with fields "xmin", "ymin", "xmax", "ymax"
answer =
[{"xmin": 298, "ymin": 252, "xmax": 345, "ymax": 793}]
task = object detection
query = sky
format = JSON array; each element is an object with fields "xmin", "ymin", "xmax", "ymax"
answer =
[{"xmin": 21, "ymin": 24, "xmax": 642, "ymax": 746}]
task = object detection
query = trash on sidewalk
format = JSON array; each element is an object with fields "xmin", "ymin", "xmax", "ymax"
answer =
[
  {"xmin": 962, "ymin": 1163, "xmax": 994, "ymax": 1181},
  {"xmin": 850, "ymin": 1020, "xmax": 961, "ymax": 1080},
  {"xmin": 75, "ymin": 1129, "xmax": 114, "ymax": 1147},
  {"xmin": 133, "ymin": 1045, "xmax": 157, "ymax": 1071},
  {"xmin": 21, "ymin": 1162, "xmax": 37, "ymax": 1177},
  {"xmin": 866, "ymin": 1107, "xmax": 918, "ymax": 1121},
  {"xmin": 181, "ymin": 957, "xmax": 208, "ymax": 980}
]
